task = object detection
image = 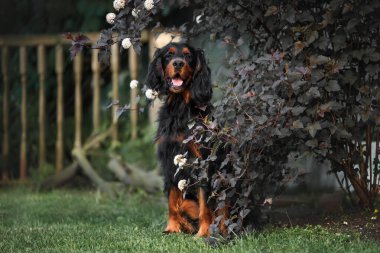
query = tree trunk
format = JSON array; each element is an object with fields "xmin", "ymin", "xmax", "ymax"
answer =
[{"xmin": 344, "ymin": 163, "xmax": 372, "ymax": 208}]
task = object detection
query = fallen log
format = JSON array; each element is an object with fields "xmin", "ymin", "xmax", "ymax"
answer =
[
  {"xmin": 40, "ymin": 128, "xmax": 162, "ymax": 196},
  {"xmin": 83, "ymin": 128, "xmax": 111, "ymax": 151},
  {"xmin": 72, "ymin": 148, "xmax": 116, "ymax": 198},
  {"xmin": 107, "ymin": 157, "xmax": 163, "ymax": 193},
  {"xmin": 40, "ymin": 162, "xmax": 79, "ymax": 190},
  {"xmin": 40, "ymin": 129, "xmax": 111, "ymax": 190}
]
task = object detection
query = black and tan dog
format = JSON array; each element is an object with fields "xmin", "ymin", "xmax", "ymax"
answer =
[{"xmin": 145, "ymin": 42, "xmax": 228, "ymax": 237}]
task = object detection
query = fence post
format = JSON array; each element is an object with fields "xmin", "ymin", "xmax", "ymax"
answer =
[
  {"xmin": 74, "ymin": 51, "xmax": 83, "ymax": 149},
  {"xmin": 1, "ymin": 47, "xmax": 10, "ymax": 181},
  {"xmin": 19, "ymin": 46, "xmax": 28, "ymax": 180},
  {"xmin": 37, "ymin": 45, "xmax": 46, "ymax": 169},
  {"xmin": 128, "ymin": 47, "xmax": 139, "ymax": 140},
  {"xmin": 91, "ymin": 49, "xmax": 101, "ymax": 133},
  {"xmin": 111, "ymin": 43, "xmax": 119, "ymax": 145},
  {"xmin": 55, "ymin": 45, "xmax": 64, "ymax": 172},
  {"xmin": 148, "ymin": 33, "xmax": 162, "ymax": 125}
]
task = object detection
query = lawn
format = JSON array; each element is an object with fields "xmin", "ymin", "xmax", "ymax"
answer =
[{"xmin": 0, "ymin": 188, "xmax": 379, "ymax": 253}]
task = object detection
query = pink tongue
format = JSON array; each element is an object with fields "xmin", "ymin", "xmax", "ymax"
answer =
[{"xmin": 172, "ymin": 78, "xmax": 183, "ymax": 87}]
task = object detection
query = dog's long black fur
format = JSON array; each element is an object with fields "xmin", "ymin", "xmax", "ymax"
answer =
[
  {"xmin": 145, "ymin": 42, "xmax": 217, "ymax": 235},
  {"xmin": 145, "ymin": 43, "xmax": 212, "ymax": 194}
]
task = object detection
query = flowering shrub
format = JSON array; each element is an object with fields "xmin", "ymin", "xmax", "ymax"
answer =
[
  {"xmin": 182, "ymin": 2, "xmax": 380, "ymax": 234},
  {"xmin": 177, "ymin": 179, "xmax": 188, "ymax": 191},
  {"xmin": 173, "ymin": 154, "xmax": 187, "ymax": 168},
  {"xmin": 106, "ymin": 13, "xmax": 116, "ymax": 24},
  {"xmin": 113, "ymin": 0, "xmax": 126, "ymax": 11},
  {"xmin": 121, "ymin": 38, "xmax": 132, "ymax": 49},
  {"xmin": 186, "ymin": 0, "xmax": 380, "ymax": 214},
  {"xmin": 69, "ymin": 0, "xmax": 380, "ymax": 237},
  {"xmin": 130, "ymin": 80, "xmax": 139, "ymax": 89},
  {"xmin": 145, "ymin": 89, "xmax": 159, "ymax": 100}
]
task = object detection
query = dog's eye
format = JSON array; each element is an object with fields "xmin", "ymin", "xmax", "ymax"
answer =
[
  {"xmin": 166, "ymin": 52, "xmax": 174, "ymax": 59},
  {"xmin": 184, "ymin": 53, "xmax": 192, "ymax": 60}
]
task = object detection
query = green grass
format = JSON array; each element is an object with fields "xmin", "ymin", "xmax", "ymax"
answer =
[{"xmin": 0, "ymin": 188, "xmax": 379, "ymax": 253}]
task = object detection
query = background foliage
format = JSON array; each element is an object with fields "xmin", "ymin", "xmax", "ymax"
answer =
[{"xmin": 0, "ymin": 0, "xmax": 186, "ymax": 178}]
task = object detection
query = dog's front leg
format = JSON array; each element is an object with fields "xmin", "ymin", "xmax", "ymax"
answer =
[
  {"xmin": 164, "ymin": 187, "xmax": 182, "ymax": 233},
  {"xmin": 196, "ymin": 188, "xmax": 213, "ymax": 237}
]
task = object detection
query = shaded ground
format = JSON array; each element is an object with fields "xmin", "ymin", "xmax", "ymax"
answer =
[{"xmin": 268, "ymin": 193, "xmax": 380, "ymax": 242}]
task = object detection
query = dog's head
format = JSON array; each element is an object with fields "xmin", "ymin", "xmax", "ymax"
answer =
[{"xmin": 145, "ymin": 43, "xmax": 212, "ymax": 105}]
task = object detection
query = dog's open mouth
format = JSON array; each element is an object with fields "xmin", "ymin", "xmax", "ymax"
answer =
[
  {"xmin": 171, "ymin": 78, "xmax": 183, "ymax": 87},
  {"xmin": 171, "ymin": 74, "xmax": 184, "ymax": 88}
]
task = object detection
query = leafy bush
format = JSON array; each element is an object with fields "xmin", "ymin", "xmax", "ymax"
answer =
[
  {"xmin": 185, "ymin": 0, "xmax": 380, "ymax": 235},
  {"xmin": 72, "ymin": 0, "xmax": 380, "ymax": 237}
]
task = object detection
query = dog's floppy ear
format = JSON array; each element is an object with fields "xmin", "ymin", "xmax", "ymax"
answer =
[
  {"xmin": 190, "ymin": 49, "xmax": 212, "ymax": 105},
  {"xmin": 145, "ymin": 47, "xmax": 165, "ymax": 93}
]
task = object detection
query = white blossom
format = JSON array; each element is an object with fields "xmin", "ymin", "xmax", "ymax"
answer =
[
  {"xmin": 196, "ymin": 15, "xmax": 203, "ymax": 24},
  {"xmin": 144, "ymin": 0, "xmax": 154, "ymax": 11},
  {"xmin": 122, "ymin": 38, "xmax": 132, "ymax": 49},
  {"xmin": 106, "ymin": 13, "xmax": 116, "ymax": 24},
  {"xmin": 130, "ymin": 80, "xmax": 138, "ymax": 89},
  {"xmin": 132, "ymin": 8, "xmax": 139, "ymax": 18},
  {"xmin": 113, "ymin": 0, "xmax": 126, "ymax": 11},
  {"xmin": 178, "ymin": 179, "xmax": 188, "ymax": 191},
  {"xmin": 173, "ymin": 154, "xmax": 187, "ymax": 167},
  {"xmin": 145, "ymin": 89, "xmax": 158, "ymax": 100}
]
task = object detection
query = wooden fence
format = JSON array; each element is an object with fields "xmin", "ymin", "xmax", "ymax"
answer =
[{"xmin": 0, "ymin": 30, "xmax": 160, "ymax": 181}]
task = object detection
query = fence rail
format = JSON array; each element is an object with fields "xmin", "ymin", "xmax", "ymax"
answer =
[{"xmin": 0, "ymin": 30, "xmax": 158, "ymax": 181}]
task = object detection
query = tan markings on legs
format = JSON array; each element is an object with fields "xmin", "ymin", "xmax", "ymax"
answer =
[
  {"xmin": 164, "ymin": 187, "xmax": 182, "ymax": 233},
  {"xmin": 164, "ymin": 187, "xmax": 198, "ymax": 234},
  {"xmin": 217, "ymin": 205, "xmax": 229, "ymax": 236},
  {"xmin": 188, "ymin": 141, "xmax": 202, "ymax": 159},
  {"xmin": 178, "ymin": 198, "xmax": 198, "ymax": 234},
  {"xmin": 181, "ymin": 199, "xmax": 199, "ymax": 220},
  {"xmin": 196, "ymin": 188, "xmax": 213, "ymax": 237}
]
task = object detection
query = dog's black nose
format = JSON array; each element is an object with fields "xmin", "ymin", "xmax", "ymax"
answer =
[{"xmin": 173, "ymin": 60, "xmax": 184, "ymax": 70}]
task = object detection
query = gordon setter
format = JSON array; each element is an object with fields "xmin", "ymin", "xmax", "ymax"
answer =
[{"xmin": 145, "ymin": 42, "xmax": 227, "ymax": 237}]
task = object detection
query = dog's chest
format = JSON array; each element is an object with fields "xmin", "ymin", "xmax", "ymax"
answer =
[{"xmin": 157, "ymin": 100, "xmax": 194, "ymax": 138}]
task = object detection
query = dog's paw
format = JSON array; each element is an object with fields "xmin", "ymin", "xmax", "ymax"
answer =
[
  {"xmin": 196, "ymin": 227, "xmax": 210, "ymax": 237},
  {"xmin": 163, "ymin": 228, "xmax": 181, "ymax": 234},
  {"xmin": 163, "ymin": 222, "xmax": 181, "ymax": 234}
]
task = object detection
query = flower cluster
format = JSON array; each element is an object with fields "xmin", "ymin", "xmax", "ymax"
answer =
[
  {"xmin": 173, "ymin": 154, "xmax": 187, "ymax": 167},
  {"xmin": 178, "ymin": 179, "xmax": 188, "ymax": 191},
  {"xmin": 130, "ymin": 80, "xmax": 138, "ymax": 89},
  {"xmin": 122, "ymin": 38, "xmax": 132, "ymax": 49},
  {"xmin": 195, "ymin": 15, "xmax": 202, "ymax": 24},
  {"xmin": 102, "ymin": 0, "xmax": 159, "ymax": 55},
  {"xmin": 132, "ymin": 8, "xmax": 140, "ymax": 18},
  {"xmin": 144, "ymin": 0, "xmax": 154, "ymax": 11},
  {"xmin": 145, "ymin": 89, "xmax": 159, "ymax": 100},
  {"xmin": 106, "ymin": 13, "xmax": 116, "ymax": 24},
  {"xmin": 113, "ymin": 0, "xmax": 126, "ymax": 11}
]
